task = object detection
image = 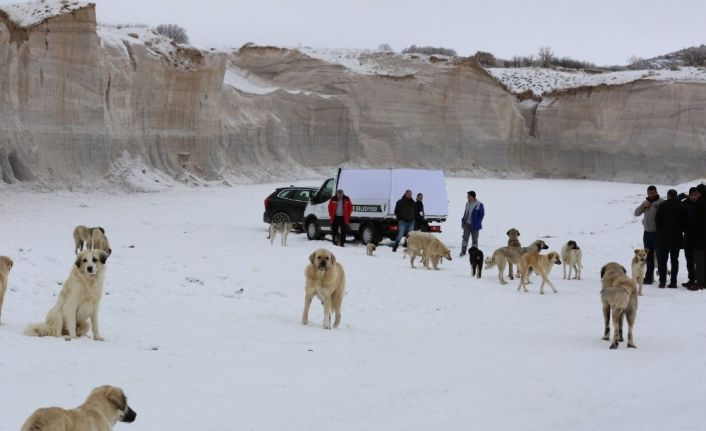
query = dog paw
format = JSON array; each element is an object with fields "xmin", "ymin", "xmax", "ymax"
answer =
[
  {"xmin": 602, "ymin": 336, "xmax": 609, "ymax": 341},
  {"xmin": 609, "ymin": 343, "xmax": 618, "ymax": 349},
  {"xmin": 628, "ymin": 343, "xmax": 637, "ymax": 348},
  {"xmin": 94, "ymin": 336, "xmax": 104, "ymax": 342}
]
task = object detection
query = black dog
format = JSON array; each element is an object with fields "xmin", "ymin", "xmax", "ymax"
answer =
[{"xmin": 468, "ymin": 246, "xmax": 484, "ymax": 278}]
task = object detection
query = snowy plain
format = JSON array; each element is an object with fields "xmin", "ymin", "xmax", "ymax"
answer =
[{"xmin": 1, "ymin": 177, "xmax": 705, "ymax": 430}]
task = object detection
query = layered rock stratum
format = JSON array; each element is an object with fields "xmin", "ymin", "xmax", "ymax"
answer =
[{"xmin": 0, "ymin": 1, "xmax": 704, "ymax": 189}]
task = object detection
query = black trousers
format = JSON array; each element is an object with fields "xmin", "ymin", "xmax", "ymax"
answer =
[
  {"xmin": 656, "ymin": 245, "xmax": 680, "ymax": 285},
  {"xmin": 694, "ymin": 249, "xmax": 705, "ymax": 286},
  {"xmin": 643, "ymin": 231, "xmax": 658, "ymax": 283},
  {"xmin": 685, "ymin": 245, "xmax": 695, "ymax": 282},
  {"xmin": 331, "ymin": 216, "xmax": 347, "ymax": 246}
]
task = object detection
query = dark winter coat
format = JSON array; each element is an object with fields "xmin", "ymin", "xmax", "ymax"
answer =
[
  {"xmin": 655, "ymin": 198, "xmax": 688, "ymax": 248},
  {"xmin": 691, "ymin": 196, "xmax": 706, "ymax": 249},
  {"xmin": 394, "ymin": 196, "xmax": 417, "ymax": 222},
  {"xmin": 415, "ymin": 200, "xmax": 425, "ymax": 225}
]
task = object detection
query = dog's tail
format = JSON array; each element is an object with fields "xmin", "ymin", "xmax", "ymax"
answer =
[
  {"xmin": 484, "ymin": 256, "xmax": 496, "ymax": 269},
  {"xmin": 24, "ymin": 322, "xmax": 54, "ymax": 337}
]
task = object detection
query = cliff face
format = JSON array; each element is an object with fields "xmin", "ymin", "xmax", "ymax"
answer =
[{"xmin": 0, "ymin": 2, "xmax": 704, "ymax": 188}]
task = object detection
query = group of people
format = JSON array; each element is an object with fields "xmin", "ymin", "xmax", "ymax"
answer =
[
  {"xmin": 634, "ymin": 184, "xmax": 706, "ymax": 290},
  {"xmin": 326, "ymin": 188, "xmax": 487, "ymax": 256}
]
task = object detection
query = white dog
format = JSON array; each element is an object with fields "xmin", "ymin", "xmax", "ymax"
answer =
[
  {"xmin": 25, "ymin": 250, "xmax": 108, "ymax": 340},
  {"xmin": 561, "ymin": 240, "xmax": 583, "ymax": 280},
  {"xmin": 268, "ymin": 222, "xmax": 294, "ymax": 246}
]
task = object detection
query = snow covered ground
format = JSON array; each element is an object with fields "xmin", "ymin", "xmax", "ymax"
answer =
[
  {"xmin": 487, "ymin": 66, "xmax": 706, "ymax": 97},
  {"xmin": 1, "ymin": 177, "xmax": 705, "ymax": 430}
]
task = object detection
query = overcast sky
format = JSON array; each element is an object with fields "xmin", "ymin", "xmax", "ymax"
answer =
[{"xmin": 24, "ymin": 0, "xmax": 706, "ymax": 65}]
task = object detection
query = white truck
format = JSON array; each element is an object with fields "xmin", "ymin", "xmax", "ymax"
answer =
[{"xmin": 303, "ymin": 168, "xmax": 448, "ymax": 245}]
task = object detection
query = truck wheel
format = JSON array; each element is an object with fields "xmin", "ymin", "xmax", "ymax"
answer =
[
  {"xmin": 359, "ymin": 224, "xmax": 376, "ymax": 245},
  {"xmin": 306, "ymin": 218, "xmax": 322, "ymax": 240}
]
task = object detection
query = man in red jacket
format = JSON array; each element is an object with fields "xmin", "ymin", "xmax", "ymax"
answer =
[{"xmin": 328, "ymin": 189, "xmax": 353, "ymax": 247}]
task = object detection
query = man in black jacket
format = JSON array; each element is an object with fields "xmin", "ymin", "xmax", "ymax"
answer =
[
  {"xmin": 655, "ymin": 189, "xmax": 688, "ymax": 288},
  {"xmin": 392, "ymin": 190, "xmax": 416, "ymax": 252},
  {"xmin": 688, "ymin": 184, "xmax": 706, "ymax": 290},
  {"xmin": 414, "ymin": 193, "xmax": 429, "ymax": 232},
  {"xmin": 679, "ymin": 187, "xmax": 699, "ymax": 287}
]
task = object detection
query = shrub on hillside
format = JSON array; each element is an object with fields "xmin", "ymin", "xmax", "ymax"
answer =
[
  {"xmin": 402, "ymin": 45, "xmax": 457, "ymax": 57},
  {"xmin": 154, "ymin": 24, "xmax": 190, "ymax": 44}
]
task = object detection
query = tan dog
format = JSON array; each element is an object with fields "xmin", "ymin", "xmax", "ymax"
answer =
[
  {"xmin": 366, "ymin": 242, "xmax": 377, "ymax": 256},
  {"xmin": 517, "ymin": 251, "xmax": 561, "ymax": 294},
  {"xmin": 302, "ymin": 248, "xmax": 345, "ymax": 329},
  {"xmin": 423, "ymin": 236, "xmax": 453, "ymax": 270},
  {"xmin": 73, "ymin": 225, "xmax": 104, "ymax": 254},
  {"xmin": 405, "ymin": 231, "xmax": 435, "ymax": 268},
  {"xmin": 506, "ymin": 228, "xmax": 521, "ymax": 278},
  {"xmin": 21, "ymin": 385, "xmax": 136, "ymax": 431},
  {"xmin": 91, "ymin": 228, "xmax": 112, "ymax": 256},
  {"xmin": 631, "ymin": 248, "xmax": 648, "ymax": 295},
  {"xmin": 561, "ymin": 240, "xmax": 583, "ymax": 280},
  {"xmin": 600, "ymin": 262, "xmax": 638, "ymax": 349},
  {"xmin": 268, "ymin": 222, "xmax": 294, "ymax": 246},
  {"xmin": 485, "ymin": 240, "xmax": 549, "ymax": 285},
  {"xmin": 25, "ymin": 250, "xmax": 108, "ymax": 340},
  {"xmin": 0, "ymin": 256, "xmax": 14, "ymax": 324}
]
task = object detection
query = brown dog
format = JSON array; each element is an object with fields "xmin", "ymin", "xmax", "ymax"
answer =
[
  {"xmin": 302, "ymin": 248, "xmax": 345, "ymax": 329},
  {"xmin": 601, "ymin": 262, "xmax": 638, "ymax": 349},
  {"xmin": 506, "ymin": 228, "xmax": 521, "ymax": 278},
  {"xmin": 21, "ymin": 385, "xmax": 136, "ymax": 431},
  {"xmin": 0, "ymin": 256, "xmax": 13, "ymax": 324},
  {"xmin": 631, "ymin": 249, "xmax": 648, "ymax": 295},
  {"xmin": 91, "ymin": 228, "xmax": 112, "ymax": 256},
  {"xmin": 485, "ymin": 240, "xmax": 549, "ymax": 285},
  {"xmin": 517, "ymin": 251, "xmax": 561, "ymax": 294},
  {"xmin": 73, "ymin": 225, "xmax": 104, "ymax": 254}
]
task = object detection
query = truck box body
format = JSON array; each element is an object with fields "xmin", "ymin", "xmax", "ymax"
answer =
[{"xmin": 303, "ymin": 168, "xmax": 448, "ymax": 244}]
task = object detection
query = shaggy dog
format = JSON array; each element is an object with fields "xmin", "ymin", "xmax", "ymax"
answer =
[
  {"xmin": 423, "ymin": 236, "xmax": 453, "ymax": 270},
  {"xmin": 561, "ymin": 240, "xmax": 583, "ymax": 280},
  {"xmin": 468, "ymin": 246, "xmax": 484, "ymax": 278},
  {"xmin": 506, "ymin": 228, "xmax": 521, "ymax": 278},
  {"xmin": 73, "ymin": 226, "xmax": 104, "ymax": 254},
  {"xmin": 404, "ymin": 231, "xmax": 435, "ymax": 268},
  {"xmin": 600, "ymin": 262, "xmax": 638, "ymax": 349},
  {"xmin": 91, "ymin": 228, "xmax": 112, "ymax": 256},
  {"xmin": 268, "ymin": 222, "xmax": 294, "ymax": 246},
  {"xmin": 366, "ymin": 242, "xmax": 377, "ymax": 256},
  {"xmin": 0, "ymin": 256, "xmax": 13, "ymax": 324},
  {"xmin": 517, "ymin": 251, "xmax": 561, "ymax": 294},
  {"xmin": 21, "ymin": 385, "xmax": 136, "ymax": 431},
  {"xmin": 25, "ymin": 250, "xmax": 108, "ymax": 340},
  {"xmin": 302, "ymin": 248, "xmax": 345, "ymax": 329},
  {"xmin": 631, "ymin": 249, "xmax": 648, "ymax": 295},
  {"xmin": 484, "ymin": 240, "xmax": 549, "ymax": 285}
]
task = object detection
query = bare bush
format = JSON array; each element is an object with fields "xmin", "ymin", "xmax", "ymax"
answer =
[
  {"xmin": 538, "ymin": 46, "xmax": 554, "ymax": 67},
  {"xmin": 473, "ymin": 51, "xmax": 497, "ymax": 67},
  {"xmin": 154, "ymin": 24, "xmax": 189, "ymax": 44},
  {"xmin": 377, "ymin": 43, "xmax": 393, "ymax": 52},
  {"xmin": 402, "ymin": 44, "xmax": 457, "ymax": 57},
  {"xmin": 509, "ymin": 55, "xmax": 535, "ymax": 68},
  {"xmin": 681, "ymin": 45, "xmax": 706, "ymax": 66}
]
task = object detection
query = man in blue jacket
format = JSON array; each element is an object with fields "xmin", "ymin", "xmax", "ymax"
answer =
[{"xmin": 460, "ymin": 190, "xmax": 485, "ymax": 257}]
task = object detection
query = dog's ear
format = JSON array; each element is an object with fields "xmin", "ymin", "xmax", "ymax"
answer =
[
  {"xmin": 99, "ymin": 227, "xmax": 105, "ymax": 234},
  {"xmin": 74, "ymin": 254, "xmax": 83, "ymax": 268},
  {"xmin": 330, "ymin": 252, "xmax": 336, "ymax": 265},
  {"xmin": 105, "ymin": 387, "xmax": 127, "ymax": 411},
  {"xmin": 621, "ymin": 265, "xmax": 627, "ymax": 274},
  {"xmin": 98, "ymin": 250, "xmax": 109, "ymax": 264},
  {"xmin": 506, "ymin": 229, "xmax": 511, "ymax": 236},
  {"xmin": 600, "ymin": 265, "xmax": 607, "ymax": 279},
  {"xmin": 309, "ymin": 252, "xmax": 316, "ymax": 264},
  {"xmin": 517, "ymin": 230, "xmax": 520, "ymax": 236}
]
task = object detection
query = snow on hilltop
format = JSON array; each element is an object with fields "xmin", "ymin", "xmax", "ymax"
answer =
[
  {"xmin": 0, "ymin": 0, "xmax": 91, "ymax": 27},
  {"xmin": 298, "ymin": 46, "xmax": 451, "ymax": 76},
  {"xmin": 487, "ymin": 66, "xmax": 706, "ymax": 97}
]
